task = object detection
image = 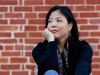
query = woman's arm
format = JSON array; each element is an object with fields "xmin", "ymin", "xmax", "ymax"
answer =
[
  {"xmin": 75, "ymin": 40, "xmax": 93, "ymax": 75},
  {"xmin": 32, "ymin": 40, "xmax": 58, "ymax": 72}
]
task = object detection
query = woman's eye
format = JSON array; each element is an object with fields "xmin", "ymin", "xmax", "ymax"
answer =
[
  {"xmin": 57, "ymin": 20, "xmax": 62, "ymax": 22},
  {"xmin": 48, "ymin": 20, "xmax": 52, "ymax": 23}
]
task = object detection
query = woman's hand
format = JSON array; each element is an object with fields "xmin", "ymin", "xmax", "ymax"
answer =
[{"xmin": 42, "ymin": 28, "xmax": 55, "ymax": 42}]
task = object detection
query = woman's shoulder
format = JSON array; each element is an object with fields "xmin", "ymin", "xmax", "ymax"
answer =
[
  {"xmin": 32, "ymin": 40, "xmax": 47, "ymax": 58},
  {"xmin": 78, "ymin": 40, "xmax": 93, "ymax": 55},
  {"xmin": 79, "ymin": 40, "xmax": 92, "ymax": 49},
  {"xmin": 34, "ymin": 40, "xmax": 48, "ymax": 49}
]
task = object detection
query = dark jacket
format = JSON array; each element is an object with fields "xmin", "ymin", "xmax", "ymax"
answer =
[{"xmin": 32, "ymin": 40, "xmax": 93, "ymax": 75}]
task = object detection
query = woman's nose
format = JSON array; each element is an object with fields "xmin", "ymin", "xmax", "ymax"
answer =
[
  {"xmin": 52, "ymin": 25, "xmax": 56, "ymax": 27},
  {"xmin": 52, "ymin": 22, "xmax": 56, "ymax": 27}
]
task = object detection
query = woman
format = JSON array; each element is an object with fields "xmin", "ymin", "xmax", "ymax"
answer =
[{"xmin": 32, "ymin": 5, "xmax": 93, "ymax": 75}]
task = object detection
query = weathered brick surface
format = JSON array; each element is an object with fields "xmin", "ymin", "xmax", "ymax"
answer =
[{"xmin": 0, "ymin": 0, "xmax": 99, "ymax": 75}]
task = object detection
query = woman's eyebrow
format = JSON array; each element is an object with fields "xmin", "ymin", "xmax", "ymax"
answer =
[
  {"xmin": 49, "ymin": 17, "xmax": 61, "ymax": 19},
  {"xmin": 49, "ymin": 18, "xmax": 52, "ymax": 19},
  {"xmin": 56, "ymin": 17, "xmax": 61, "ymax": 19}
]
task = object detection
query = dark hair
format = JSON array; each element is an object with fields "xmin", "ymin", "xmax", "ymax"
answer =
[{"xmin": 45, "ymin": 5, "xmax": 79, "ymax": 44}]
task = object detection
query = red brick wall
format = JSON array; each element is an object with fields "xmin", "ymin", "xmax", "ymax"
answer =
[{"xmin": 0, "ymin": 0, "xmax": 100, "ymax": 75}]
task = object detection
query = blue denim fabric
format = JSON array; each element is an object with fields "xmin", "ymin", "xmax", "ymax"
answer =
[
  {"xmin": 44, "ymin": 70, "xmax": 90, "ymax": 75},
  {"xmin": 44, "ymin": 70, "xmax": 59, "ymax": 75}
]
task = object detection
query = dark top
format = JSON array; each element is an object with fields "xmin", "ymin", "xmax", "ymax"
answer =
[{"xmin": 32, "ymin": 40, "xmax": 93, "ymax": 75}]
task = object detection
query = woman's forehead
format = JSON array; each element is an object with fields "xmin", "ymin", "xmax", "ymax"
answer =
[{"xmin": 49, "ymin": 11, "xmax": 66, "ymax": 19}]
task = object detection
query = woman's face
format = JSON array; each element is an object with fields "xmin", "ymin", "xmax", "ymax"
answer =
[{"xmin": 47, "ymin": 10, "xmax": 72, "ymax": 40}]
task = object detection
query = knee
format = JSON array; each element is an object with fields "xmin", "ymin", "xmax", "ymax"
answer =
[{"xmin": 44, "ymin": 70, "xmax": 59, "ymax": 75}]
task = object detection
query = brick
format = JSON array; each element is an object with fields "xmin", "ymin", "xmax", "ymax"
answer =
[
  {"xmin": 26, "ymin": 65, "xmax": 35, "ymax": 70},
  {"xmin": 10, "ymin": 6, "xmax": 12, "ymax": 12},
  {"xmin": 73, "ymin": 13, "xmax": 78, "ymax": 18},
  {"xmin": 0, "ymin": 0, "xmax": 17, "ymax": 5},
  {"xmin": 20, "ymin": 26, "xmax": 22, "ymax": 31},
  {"xmin": 25, "ymin": 13, "xmax": 37, "ymax": 18},
  {"xmin": 0, "ymin": 14, "xmax": 2, "ymax": 17},
  {"xmin": 19, "ymin": 39, "xmax": 23, "ymax": 43},
  {"xmin": 92, "ymin": 58, "xmax": 100, "ymax": 62},
  {"xmin": 22, "ymin": 64, "xmax": 24, "ymax": 70},
  {"xmin": 10, "ymin": 19, "xmax": 26, "ymax": 24},
  {"xmin": 31, "ymin": 71, "xmax": 35, "ymax": 75},
  {"xmin": 24, "ymin": 0, "xmax": 43, "ymax": 5},
  {"xmin": 0, "ymin": 45, "xmax": 3, "ymax": 50},
  {"xmin": 0, "ymin": 33, "xmax": 11, "ymax": 37},
  {"xmin": 1, "ymin": 65, "xmax": 20, "ymax": 70},
  {"xmin": 5, "ymin": 45, "xmax": 13, "ymax": 50},
  {"xmin": 25, "ymin": 39, "xmax": 43, "ymax": 44},
  {"xmin": 39, "ymin": 26, "xmax": 45, "ymax": 31},
  {"xmin": 29, "ymin": 32, "xmax": 42, "ymax": 37},
  {"xmin": 14, "ymin": 7, "xmax": 32, "ymax": 12},
  {"xmin": 0, "ymin": 58, "xmax": 8, "ymax": 63},
  {"xmin": 76, "ymin": 6, "xmax": 95, "ymax": 11},
  {"xmin": 22, "ymin": 52, "xmax": 24, "ymax": 56},
  {"xmin": 80, "ymin": 13, "xmax": 98, "ymax": 18},
  {"xmin": 25, "ymin": 52, "xmax": 32, "ymax": 57},
  {"xmin": 92, "ymin": 64, "xmax": 99, "ymax": 69},
  {"xmin": 90, "ymin": 19, "xmax": 100, "ymax": 24},
  {"xmin": 39, "ymin": 13, "xmax": 47, "ymax": 18},
  {"xmin": 15, "ymin": 45, "xmax": 23, "ymax": 50},
  {"xmin": 80, "ymin": 25, "xmax": 98, "ymax": 30},
  {"xmin": 4, "ymin": 13, "xmax": 22, "ymax": 18},
  {"xmin": 93, "ymin": 51, "xmax": 99, "ymax": 56},
  {"xmin": 80, "ymin": 39, "xmax": 99, "ymax": 43},
  {"xmin": 19, "ymin": 0, "xmax": 22, "ymax": 5},
  {"xmin": 45, "ymin": 0, "xmax": 64, "ymax": 4},
  {"xmin": 90, "ymin": 32, "xmax": 100, "ymax": 36},
  {"xmin": 25, "ymin": 46, "xmax": 33, "ymax": 50},
  {"xmin": 34, "ymin": 6, "xmax": 52, "ymax": 11},
  {"xmin": 96, "ymin": 6, "xmax": 100, "ymax": 10},
  {"xmin": 2, "ymin": 52, "xmax": 20, "ymax": 56},
  {"xmin": 98, "ymin": 45, "xmax": 100, "ymax": 49},
  {"xmin": 66, "ymin": 0, "xmax": 84, "ymax": 4},
  {"xmin": 98, "ymin": 13, "xmax": 100, "ymax": 17},
  {"xmin": 28, "ymin": 19, "xmax": 45, "ymax": 24},
  {"xmin": 30, "ymin": 58, "xmax": 35, "ymax": 63},
  {"xmin": 0, "ymin": 26, "xmax": 18, "ymax": 31},
  {"xmin": 0, "ymin": 7, "xmax": 8, "ymax": 12},
  {"xmin": 0, "ymin": 39, "xmax": 17, "ymax": 43},
  {"xmin": 79, "ymin": 32, "xmax": 89, "ymax": 37},
  {"xmin": 92, "ymin": 70, "xmax": 100, "ymax": 75},
  {"xmin": 0, "ymin": 13, "xmax": 2, "ymax": 18},
  {"xmin": 87, "ymin": 0, "xmax": 100, "ymax": 4},
  {"xmin": 0, "ymin": 71, "xmax": 9, "ymax": 75},
  {"xmin": 14, "ymin": 32, "xmax": 27, "ymax": 37},
  {"xmin": 24, "ymin": 26, "xmax": 37, "ymax": 31},
  {"xmin": 0, "ymin": 20, "xmax": 7, "ymax": 24},
  {"xmin": 11, "ymin": 58, "xmax": 27, "ymax": 63},
  {"xmin": 12, "ymin": 71, "xmax": 28, "ymax": 75},
  {"xmin": 76, "ymin": 19, "xmax": 87, "ymax": 24}
]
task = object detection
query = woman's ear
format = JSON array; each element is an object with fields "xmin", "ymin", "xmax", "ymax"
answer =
[{"xmin": 68, "ymin": 22, "xmax": 73, "ymax": 31}]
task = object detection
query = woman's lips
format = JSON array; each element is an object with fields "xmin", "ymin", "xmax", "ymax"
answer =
[{"xmin": 51, "ymin": 30, "xmax": 58, "ymax": 33}]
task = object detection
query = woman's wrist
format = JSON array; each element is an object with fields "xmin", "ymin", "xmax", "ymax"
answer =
[{"xmin": 48, "ymin": 37, "xmax": 55, "ymax": 42}]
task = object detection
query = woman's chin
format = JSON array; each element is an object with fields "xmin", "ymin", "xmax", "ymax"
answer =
[{"xmin": 54, "ymin": 36, "xmax": 59, "ymax": 40}]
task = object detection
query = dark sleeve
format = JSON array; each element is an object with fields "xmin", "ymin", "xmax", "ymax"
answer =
[
  {"xmin": 75, "ymin": 40, "xmax": 93, "ymax": 75},
  {"xmin": 32, "ymin": 41, "xmax": 58, "ymax": 72}
]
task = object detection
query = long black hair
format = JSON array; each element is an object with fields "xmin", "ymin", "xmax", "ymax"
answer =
[{"xmin": 45, "ymin": 5, "xmax": 79, "ymax": 44}]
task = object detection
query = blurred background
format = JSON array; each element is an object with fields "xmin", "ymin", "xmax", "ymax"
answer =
[{"xmin": 0, "ymin": 0, "xmax": 100, "ymax": 75}]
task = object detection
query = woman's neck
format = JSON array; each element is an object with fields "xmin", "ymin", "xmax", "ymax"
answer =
[{"xmin": 57, "ymin": 37, "xmax": 68, "ymax": 53}]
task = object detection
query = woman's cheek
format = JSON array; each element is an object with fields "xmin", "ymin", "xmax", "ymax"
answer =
[{"xmin": 47, "ymin": 25, "xmax": 50, "ymax": 31}]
